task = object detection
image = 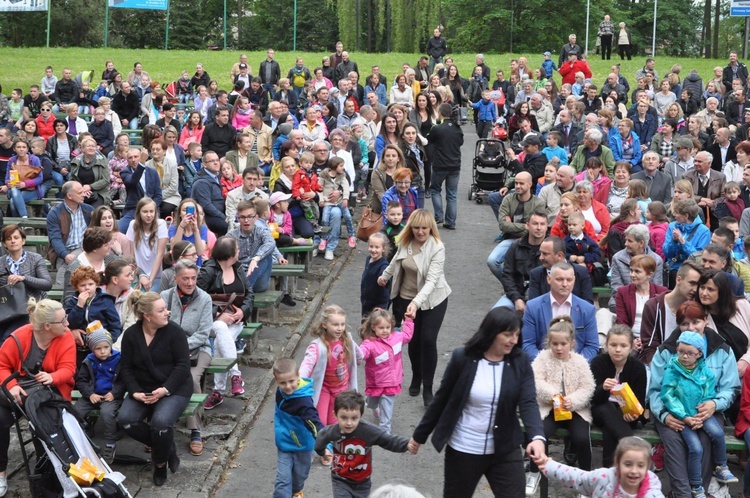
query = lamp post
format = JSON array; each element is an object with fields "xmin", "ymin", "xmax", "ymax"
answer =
[
  {"xmin": 652, "ymin": 0, "xmax": 658, "ymax": 56},
  {"xmin": 584, "ymin": 0, "xmax": 590, "ymax": 55}
]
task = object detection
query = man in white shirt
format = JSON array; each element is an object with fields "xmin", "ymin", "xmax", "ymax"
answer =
[{"xmin": 226, "ymin": 166, "xmax": 269, "ymax": 230}]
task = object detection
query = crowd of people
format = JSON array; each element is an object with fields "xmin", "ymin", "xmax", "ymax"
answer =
[{"xmin": 4, "ymin": 25, "xmax": 750, "ymax": 497}]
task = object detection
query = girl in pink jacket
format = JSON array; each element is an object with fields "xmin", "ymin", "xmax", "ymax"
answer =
[{"xmin": 359, "ymin": 309, "xmax": 414, "ymax": 434}]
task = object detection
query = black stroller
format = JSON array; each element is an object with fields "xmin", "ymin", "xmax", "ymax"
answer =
[
  {"xmin": 469, "ymin": 138, "xmax": 509, "ymax": 204},
  {"xmin": 1, "ymin": 372, "xmax": 132, "ymax": 498}
]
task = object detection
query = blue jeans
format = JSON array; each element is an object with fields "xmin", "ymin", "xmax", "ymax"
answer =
[
  {"xmin": 487, "ymin": 238, "xmax": 515, "ymax": 279},
  {"xmin": 263, "ymin": 83, "xmax": 276, "ymax": 100},
  {"xmin": 117, "ymin": 394, "xmax": 189, "ymax": 465},
  {"xmin": 128, "ymin": 117, "xmax": 140, "ymax": 130},
  {"xmin": 681, "ymin": 416, "xmax": 727, "ymax": 488},
  {"xmin": 8, "ymin": 188, "xmax": 39, "ymax": 217},
  {"xmin": 179, "ymin": 94, "xmax": 190, "ymax": 104},
  {"xmin": 429, "ymin": 169, "xmax": 459, "ymax": 226},
  {"xmin": 118, "ymin": 210, "xmax": 135, "ymax": 233},
  {"xmin": 322, "ymin": 204, "xmax": 353, "ymax": 246},
  {"xmin": 247, "ymin": 255, "xmax": 273, "ymax": 293},
  {"xmin": 429, "ymin": 57, "xmax": 442, "ymax": 75},
  {"xmin": 492, "ymin": 295, "xmax": 515, "ymax": 310},
  {"xmin": 315, "ymin": 204, "xmax": 343, "ymax": 251},
  {"xmin": 51, "ymin": 170, "xmax": 68, "ymax": 187},
  {"xmin": 273, "ymin": 449, "xmax": 313, "ymax": 498}
]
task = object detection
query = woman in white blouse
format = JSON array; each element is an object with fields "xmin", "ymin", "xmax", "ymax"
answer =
[{"xmin": 390, "ymin": 74, "xmax": 414, "ymax": 109}]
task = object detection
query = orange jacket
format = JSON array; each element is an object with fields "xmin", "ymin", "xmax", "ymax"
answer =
[{"xmin": 0, "ymin": 324, "xmax": 76, "ymax": 400}]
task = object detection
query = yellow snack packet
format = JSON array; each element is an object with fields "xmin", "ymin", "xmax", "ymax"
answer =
[
  {"xmin": 68, "ymin": 462, "xmax": 95, "ymax": 486},
  {"xmin": 78, "ymin": 457, "xmax": 105, "ymax": 481},
  {"xmin": 552, "ymin": 394, "xmax": 572, "ymax": 421},
  {"xmin": 611, "ymin": 382, "xmax": 644, "ymax": 417}
]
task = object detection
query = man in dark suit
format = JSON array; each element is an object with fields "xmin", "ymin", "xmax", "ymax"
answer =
[
  {"xmin": 726, "ymin": 89, "xmax": 747, "ymax": 127},
  {"xmin": 118, "ymin": 147, "xmax": 163, "ymax": 233},
  {"xmin": 552, "ymin": 109, "xmax": 582, "ymax": 161},
  {"xmin": 683, "ymin": 150, "xmax": 726, "ymax": 227},
  {"xmin": 632, "ymin": 151, "xmax": 673, "ymax": 205},
  {"xmin": 527, "ymin": 236, "xmax": 593, "ymax": 304},
  {"xmin": 522, "ymin": 261, "xmax": 599, "ymax": 362},
  {"xmin": 705, "ymin": 127, "xmax": 737, "ymax": 172}
]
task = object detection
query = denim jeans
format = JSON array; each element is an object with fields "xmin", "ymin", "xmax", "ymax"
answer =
[
  {"xmin": 128, "ymin": 117, "xmax": 140, "ymax": 130},
  {"xmin": 492, "ymin": 295, "xmax": 515, "ymax": 310},
  {"xmin": 247, "ymin": 255, "xmax": 273, "ymax": 293},
  {"xmin": 429, "ymin": 169, "xmax": 460, "ymax": 226},
  {"xmin": 681, "ymin": 416, "xmax": 727, "ymax": 487},
  {"xmin": 118, "ymin": 210, "xmax": 135, "ymax": 233},
  {"xmin": 263, "ymin": 83, "xmax": 276, "ymax": 100},
  {"xmin": 117, "ymin": 394, "xmax": 190, "ymax": 464},
  {"xmin": 487, "ymin": 238, "xmax": 515, "ymax": 279},
  {"xmin": 179, "ymin": 94, "xmax": 190, "ymax": 104},
  {"xmin": 8, "ymin": 188, "xmax": 39, "ymax": 217},
  {"xmin": 315, "ymin": 204, "xmax": 342, "ymax": 251},
  {"xmin": 273, "ymin": 449, "xmax": 313, "ymax": 498},
  {"xmin": 51, "ymin": 170, "xmax": 68, "ymax": 187},
  {"xmin": 322, "ymin": 204, "xmax": 353, "ymax": 245},
  {"xmin": 429, "ymin": 57, "xmax": 442, "ymax": 75}
]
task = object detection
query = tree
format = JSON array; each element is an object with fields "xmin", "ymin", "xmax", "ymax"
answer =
[{"xmin": 169, "ymin": 0, "xmax": 208, "ymax": 50}]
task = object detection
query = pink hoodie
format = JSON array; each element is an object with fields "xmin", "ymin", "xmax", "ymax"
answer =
[
  {"xmin": 359, "ymin": 318, "xmax": 414, "ymax": 397},
  {"xmin": 648, "ymin": 221, "xmax": 668, "ymax": 261}
]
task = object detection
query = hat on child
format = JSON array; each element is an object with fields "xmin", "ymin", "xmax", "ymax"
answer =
[
  {"xmin": 269, "ymin": 192, "xmax": 292, "ymax": 206},
  {"xmin": 87, "ymin": 329, "xmax": 113, "ymax": 351},
  {"xmin": 677, "ymin": 331, "xmax": 706, "ymax": 357},
  {"xmin": 278, "ymin": 123, "xmax": 293, "ymax": 137},
  {"xmin": 543, "ymin": 51, "xmax": 551, "ymax": 57}
]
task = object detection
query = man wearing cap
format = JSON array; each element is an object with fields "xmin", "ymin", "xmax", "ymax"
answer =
[
  {"xmin": 234, "ymin": 62, "xmax": 251, "ymax": 92},
  {"xmin": 664, "ymin": 137, "xmax": 696, "ymax": 185},
  {"xmin": 558, "ymin": 34, "xmax": 582, "ymax": 67},
  {"xmin": 558, "ymin": 50, "xmax": 591, "ymax": 87},
  {"xmin": 507, "ymin": 134, "xmax": 547, "ymax": 187}
]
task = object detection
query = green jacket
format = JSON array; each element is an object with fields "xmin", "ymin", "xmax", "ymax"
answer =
[
  {"xmin": 497, "ymin": 192, "xmax": 546, "ymax": 239},
  {"xmin": 70, "ymin": 154, "xmax": 111, "ymax": 206},
  {"xmin": 660, "ymin": 355, "xmax": 714, "ymax": 420},
  {"xmin": 570, "ymin": 144, "xmax": 616, "ymax": 177}
]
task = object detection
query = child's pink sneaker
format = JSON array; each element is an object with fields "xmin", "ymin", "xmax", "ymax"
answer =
[
  {"xmin": 348, "ymin": 236, "xmax": 356, "ymax": 248},
  {"xmin": 318, "ymin": 239, "xmax": 327, "ymax": 251}
]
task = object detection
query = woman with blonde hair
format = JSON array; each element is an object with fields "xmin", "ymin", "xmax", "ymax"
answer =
[
  {"xmin": 378, "ymin": 209, "xmax": 451, "ymax": 405},
  {"xmin": 117, "ymin": 291, "xmax": 192, "ymax": 486}
]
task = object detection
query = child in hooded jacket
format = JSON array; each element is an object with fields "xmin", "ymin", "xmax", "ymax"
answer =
[{"xmin": 358, "ymin": 309, "xmax": 413, "ymax": 433}]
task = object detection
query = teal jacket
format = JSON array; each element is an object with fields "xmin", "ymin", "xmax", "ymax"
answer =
[
  {"xmin": 274, "ymin": 378, "xmax": 323, "ymax": 453},
  {"xmin": 660, "ymin": 355, "xmax": 715, "ymax": 420},
  {"xmin": 648, "ymin": 327, "xmax": 740, "ymax": 423}
]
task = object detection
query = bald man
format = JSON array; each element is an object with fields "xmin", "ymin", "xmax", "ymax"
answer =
[{"xmin": 487, "ymin": 171, "xmax": 546, "ymax": 279}]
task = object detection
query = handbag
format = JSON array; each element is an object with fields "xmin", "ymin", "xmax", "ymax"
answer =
[
  {"xmin": 15, "ymin": 163, "xmax": 42, "ymax": 182},
  {"xmin": 357, "ymin": 206, "xmax": 382, "ymax": 242},
  {"xmin": 210, "ymin": 292, "xmax": 245, "ymax": 318},
  {"xmin": 0, "ymin": 282, "xmax": 29, "ymax": 324}
]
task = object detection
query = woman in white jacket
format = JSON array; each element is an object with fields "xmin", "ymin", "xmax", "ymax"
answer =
[{"xmin": 378, "ymin": 209, "xmax": 451, "ymax": 406}]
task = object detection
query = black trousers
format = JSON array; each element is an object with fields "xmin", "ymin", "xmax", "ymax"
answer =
[
  {"xmin": 477, "ymin": 120, "xmax": 493, "ymax": 139},
  {"xmin": 592, "ymin": 401, "xmax": 636, "ymax": 467},
  {"xmin": 600, "ymin": 35, "xmax": 613, "ymax": 59},
  {"xmin": 444, "ymin": 445, "xmax": 525, "ymax": 498},
  {"xmin": 205, "ymin": 214, "xmax": 228, "ymax": 237},
  {"xmin": 618, "ymin": 44, "xmax": 632, "ymax": 60},
  {"xmin": 530, "ymin": 412, "xmax": 592, "ymax": 472},
  {"xmin": 391, "ymin": 295, "xmax": 448, "ymax": 389}
]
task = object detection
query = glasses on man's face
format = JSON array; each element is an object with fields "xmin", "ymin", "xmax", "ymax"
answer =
[
  {"xmin": 238, "ymin": 215, "xmax": 257, "ymax": 221},
  {"xmin": 395, "ymin": 181, "xmax": 411, "ymax": 186},
  {"xmin": 51, "ymin": 315, "xmax": 68, "ymax": 325},
  {"xmin": 41, "ymin": 109, "xmax": 51, "ymax": 112}
]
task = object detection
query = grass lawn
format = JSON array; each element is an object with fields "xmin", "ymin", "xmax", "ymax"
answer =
[{"xmin": 0, "ymin": 47, "xmax": 731, "ymax": 93}]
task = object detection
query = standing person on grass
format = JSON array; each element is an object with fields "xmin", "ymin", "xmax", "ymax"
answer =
[{"xmin": 378, "ymin": 209, "xmax": 450, "ymax": 406}]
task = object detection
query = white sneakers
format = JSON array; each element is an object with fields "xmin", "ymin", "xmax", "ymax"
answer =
[
  {"xmin": 0, "ymin": 474, "xmax": 7, "ymax": 497},
  {"xmin": 324, "ymin": 250, "xmax": 334, "ymax": 261}
]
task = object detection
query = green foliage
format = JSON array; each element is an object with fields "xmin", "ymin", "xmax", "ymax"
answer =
[
  {"xmin": 168, "ymin": 0, "xmax": 208, "ymax": 50},
  {"xmin": 109, "ymin": 9, "xmax": 166, "ymax": 48},
  {"xmin": 240, "ymin": 0, "xmax": 338, "ymax": 51}
]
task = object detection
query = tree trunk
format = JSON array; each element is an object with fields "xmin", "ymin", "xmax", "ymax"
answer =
[
  {"xmin": 713, "ymin": 0, "xmax": 720, "ymax": 58},
  {"xmin": 703, "ymin": 0, "xmax": 712, "ymax": 58},
  {"xmin": 366, "ymin": 0, "xmax": 374, "ymax": 52}
]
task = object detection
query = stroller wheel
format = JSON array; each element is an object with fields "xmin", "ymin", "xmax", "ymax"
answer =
[
  {"xmin": 476, "ymin": 197, "xmax": 483, "ymax": 204},
  {"xmin": 468, "ymin": 187, "xmax": 475, "ymax": 201}
]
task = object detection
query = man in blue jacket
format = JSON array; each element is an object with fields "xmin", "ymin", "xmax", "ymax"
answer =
[
  {"xmin": 47, "ymin": 181, "xmax": 94, "ymax": 285},
  {"xmin": 117, "ymin": 148, "xmax": 163, "ymax": 233},
  {"xmin": 522, "ymin": 261, "xmax": 599, "ymax": 362},
  {"xmin": 192, "ymin": 151, "xmax": 228, "ymax": 236}
]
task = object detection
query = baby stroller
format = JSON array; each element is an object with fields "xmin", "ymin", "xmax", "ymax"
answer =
[
  {"xmin": 469, "ymin": 138, "xmax": 508, "ymax": 204},
  {"xmin": 1, "ymin": 372, "xmax": 131, "ymax": 498}
]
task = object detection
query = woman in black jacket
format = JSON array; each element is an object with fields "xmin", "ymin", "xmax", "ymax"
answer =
[
  {"xmin": 400, "ymin": 122, "xmax": 430, "ymax": 206},
  {"xmin": 117, "ymin": 291, "xmax": 192, "ymax": 486},
  {"xmin": 590, "ymin": 324, "xmax": 647, "ymax": 467},
  {"xmin": 196, "ymin": 236, "xmax": 253, "ymax": 406},
  {"xmin": 409, "ymin": 307, "xmax": 546, "ymax": 498}
]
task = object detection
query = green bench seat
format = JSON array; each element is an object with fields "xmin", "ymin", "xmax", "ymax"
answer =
[
  {"xmin": 71, "ymin": 391, "xmax": 208, "ymax": 419},
  {"xmin": 204, "ymin": 357, "xmax": 237, "ymax": 374},
  {"xmin": 270, "ymin": 264, "xmax": 305, "ymax": 277},
  {"xmin": 5, "ymin": 217, "xmax": 49, "ymax": 230},
  {"xmin": 24, "ymin": 235, "xmax": 50, "ymax": 247},
  {"xmin": 48, "ymin": 289, "xmax": 63, "ymax": 301},
  {"xmin": 278, "ymin": 245, "xmax": 316, "ymax": 271},
  {"xmin": 251, "ymin": 290, "xmax": 283, "ymax": 322},
  {"xmin": 238, "ymin": 323, "xmax": 262, "ymax": 339}
]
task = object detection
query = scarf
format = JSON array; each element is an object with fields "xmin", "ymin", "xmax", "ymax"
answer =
[
  {"xmin": 153, "ymin": 162, "xmax": 164, "ymax": 180},
  {"xmin": 6, "ymin": 251, "xmax": 27, "ymax": 276},
  {"xmin": 724, "ymin": 197, "xmax": 745, "ymax": 220},
  {"xmin": 237, "ymin": 107, "xmax": 250, "ymax": 115},
  {"xmin": 279, "ymin": 174, "xmax": 292, "ymax": 190},
  {"xmin": 407, "ymin": 143, "xmax": 424, "ymax": 175}
]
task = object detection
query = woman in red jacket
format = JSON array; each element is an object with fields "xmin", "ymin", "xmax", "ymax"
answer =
[
  {"xmin": 615, "ymin": 254, "xmax": 668, "ymax": 339},
  {"xmin": 34, "ymin": 104, "xmax": 57, "ymax": 143},
  {"xmin": 0, "ymin": 298, "xmax": 75, "ymax": 496}
]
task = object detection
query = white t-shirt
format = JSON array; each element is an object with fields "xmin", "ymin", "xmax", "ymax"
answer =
[
  {"xmin": 448, "ymin": 359, "xmax": 505, "ymax": 455},
  {"xmin": 127, "ymin": 219, "xmax": 168, "ymax": 278},
  {"xmin": 582, "ymin": 205, "xmax": 602, "ymax": 234},
  {"xmin": 631, "ymin": 293, "xmax": 649, "ymax": 338}
]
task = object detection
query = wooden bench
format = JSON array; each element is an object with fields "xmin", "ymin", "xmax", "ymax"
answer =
[
  {"xmin": 47, "ymin": 289, "xmax": 63, "ymax": 302},
  {"xmin": 5, "ymin": 217, "xmax": 50, "ymax": 231},
  {"xmin": 278, "ymin": 245, "xmax": 315, "ymax": 272},
  {"xmin": 251, "ymin": 290, "xmax": 283, "ymax": 322},
  {"xmin": 71, "ymin": 391, "xmax": 208, "ymax": 419},
  {"xmin": 24, "ymin": 235, "xmax": 50, "ymax": 248},
  {"xmin": 538, "ymin": 424, "xmax": 746, "ymax": 498},
  {"xmin": 204, "ymin": 357, "xmax": 237, "ymax": 374},
  {"xmin": 238, "ymin": 322, "xmax": 262, "ymax": 354},
  {"xmin": 271, "ymin": 263, "xmax": 306, "ymax": 293}
]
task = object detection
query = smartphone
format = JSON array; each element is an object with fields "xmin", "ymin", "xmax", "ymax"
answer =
[{"xmin": 186, "ymin": 205, "xmax": 195, "ymax": 216}]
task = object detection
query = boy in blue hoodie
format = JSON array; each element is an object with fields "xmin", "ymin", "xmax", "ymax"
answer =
[
  {"xmin": 469, "ymin": 89, "xmax": 497, "ymax": 139},
  {"xmin": 74, "ymin": 328, "xmax": 123, "ymax": 464},
  {"xmin": 541, "ymin": 51, "xmax": 558, "ymax": 78},
  {"xmin": 273, "ymin": 358, "xmax": 326, "ymax": 498}
]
